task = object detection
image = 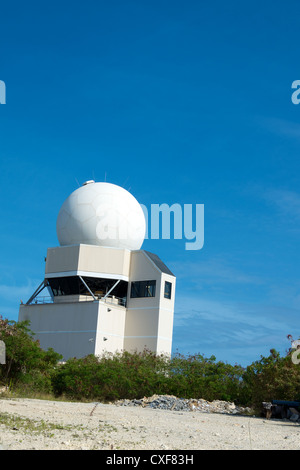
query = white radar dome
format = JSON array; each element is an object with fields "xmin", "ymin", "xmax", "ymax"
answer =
[{"xmin": 56, "ymin": 181, "xmax": 146, "ymax": 251}]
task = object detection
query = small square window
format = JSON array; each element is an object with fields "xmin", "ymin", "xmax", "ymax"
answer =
[{"xmin": 164, "ymin": 281, "xmax": 172, "ymax": 299}]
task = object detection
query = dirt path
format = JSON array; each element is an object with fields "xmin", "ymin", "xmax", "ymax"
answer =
[{"xmin": 0, "ymin": 398, "xmax": 300, "ymax": 450}]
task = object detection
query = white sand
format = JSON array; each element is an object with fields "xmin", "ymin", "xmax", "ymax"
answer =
[{"xmin": 0, "ymin": 398, "xmax": 300, "ymax": 450}]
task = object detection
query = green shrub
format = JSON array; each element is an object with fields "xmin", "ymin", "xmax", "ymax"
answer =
[
  {"xmin": 242, "ymin": 349, "xmax": 300, "ymax": 410},
  {"xmin": 51, "ymin": 350, "xmax": 245, "ymax": 403},
  {"xmin": 0, "ymin": 316, "xmax": 62, "ymax": 393},
  {"xmin": 3, "ymin": 315, "xmax": 300, "ymax": 409},
  {"xmin": 167, "ymin": 352, "xmax": 245, "ymax": 402},
  {"xmin": 51, "ymin": 350, "xmax": 170, "ymax": 401}
]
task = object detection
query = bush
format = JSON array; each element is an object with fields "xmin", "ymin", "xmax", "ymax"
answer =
[
  {"xmin": 51, "ymin": 350, "xmax": 170, "ymax": 401},
  {"xmin": 51, "ymin": 349, "xmax": 300, "ymax": 408},
  {"xmin": 2, "ymin": 315, "xmax": 300, "ymax": 409},
  {"xmin": 242, "ymin": 349, "xmax": 300, "ymax": 410},
  {"xmin": 51, "ymin": 350, "xmax": 245, "ymax": 403},
  {"xmin": 167, "ymin": 352, "xmax": 245, "ymax": 402},
  {"xmin": 0, "ymin": 316, "xmax": 62, "ymax": 393}
]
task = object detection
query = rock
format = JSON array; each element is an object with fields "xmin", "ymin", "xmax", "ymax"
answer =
[
  {"xmin": 225, "ymin": 403, "xmax": 236, "ymax": 411},
  {"xmin": 289, "ymin": 413, "xmax": 299, "ymax": 422}
]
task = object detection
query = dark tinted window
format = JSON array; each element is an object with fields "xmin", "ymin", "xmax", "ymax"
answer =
[
  {"xmin": 164, "ymin": 281, "xmax": 172, "ymax": 299},
  {"xmin": 130, "ymin": 280, "xmax": 156, "ymax": 298}
]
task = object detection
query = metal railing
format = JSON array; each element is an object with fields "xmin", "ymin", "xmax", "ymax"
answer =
[
  {"xmin": 27, "ymin": 294, "xmax": 127, "ymax": 307},
  {"xmin": 27, "ymin": 296, "xmax": 53, "ymax": 305},
  {"xmin": 102, "ymin": 295, "xmax": 126, "ymax": 307}
]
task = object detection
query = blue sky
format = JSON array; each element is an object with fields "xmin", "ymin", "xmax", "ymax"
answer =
[{"xmin": 1, "ymin": 0, "xmax": 300, "ymax": 366}]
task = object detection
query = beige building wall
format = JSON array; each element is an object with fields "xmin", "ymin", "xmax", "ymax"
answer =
[
  {"xmin": 123, "ymin": 308, "xmax": 160, "ymax": 352},
  {"xmin": 129, "ymin": 251, "xmax": 159, "ymax": 281},
  {"xmin": 45, "ymin": 244, "xmax": 131, "ymax": 279},
  {"xmin": 125, "ymin": 250, "xmax": 161, "ymax": 352},
  {"xmin": 45, "ymin": 245, "xmax": 80, "ymax": 274},
  {"xmin": 95, "ymin": 302, "xmax": 126, "ymax": 356},
  {"xmin": 157, "ymin": 273, "xmax": 176, "ymax": 354},
  {"xmin": 19, "ymin": 299, "xmax": 128, "ymax": 360},
  {"xmin": 19, "ymin": 301, "xmax": 101, "ymax": 360},
  {"xmin": 124, "ymin": 250, "xmax": 176, "ymax": 355}
]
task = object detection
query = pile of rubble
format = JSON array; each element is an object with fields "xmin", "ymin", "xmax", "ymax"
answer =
[{"xmin": 114, "ymin": 394, "xmax": 253, "ymax": 415}]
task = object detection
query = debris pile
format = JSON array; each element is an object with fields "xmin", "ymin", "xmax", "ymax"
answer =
[{"xmin": 115, "ymin": 394, "xmax": 253, "ymax": 415}]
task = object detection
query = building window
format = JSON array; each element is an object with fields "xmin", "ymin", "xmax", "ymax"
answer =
[
  {"xmin": 164, "ymin": 281, "xmax": 172, "ymax": 299},
  {"xmin": 130, "ymin": 280, "xmax": 156, "ymax": 298}
]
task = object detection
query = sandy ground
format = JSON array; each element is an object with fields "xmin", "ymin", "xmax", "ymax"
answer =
[{"xmin": 0, "ymin": 398, "xmax": 300, "ymax": 450}]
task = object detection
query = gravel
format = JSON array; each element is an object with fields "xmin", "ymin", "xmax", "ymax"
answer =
[
  {"xmin": 115, "ymin": 394, "xmax": 253, "ymax": 415},
  {"xmin": 0, "ymin": 396, "xmax": 300, "ymax": 450}
]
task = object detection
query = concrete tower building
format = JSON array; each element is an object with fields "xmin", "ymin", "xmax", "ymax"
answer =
[{"xmin": 19, "ymin": 181, "xmax": 176, "ymax": 360}]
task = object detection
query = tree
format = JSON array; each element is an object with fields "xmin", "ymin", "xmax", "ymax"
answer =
[{"xmin": 0, "ymin": 316, "xmax": 62, "ymax": 392}]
